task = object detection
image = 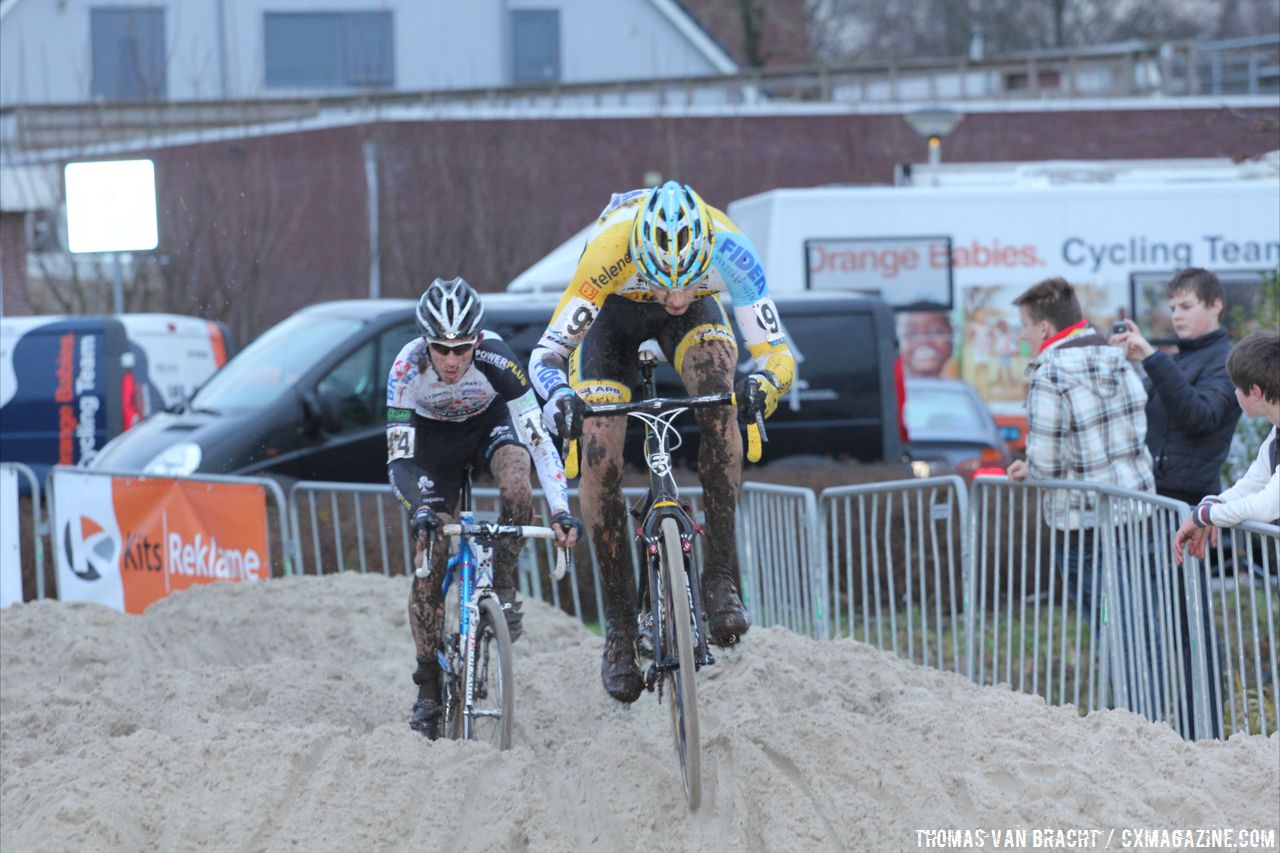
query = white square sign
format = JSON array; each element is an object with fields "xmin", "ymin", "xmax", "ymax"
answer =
[{"xmin": 65, "ymin": 159, "xmax": 159, "ymax": 254}]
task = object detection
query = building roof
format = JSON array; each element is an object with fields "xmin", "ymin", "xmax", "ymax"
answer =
[{"xmin": 649, "ymin": 0, "xmax": 738, "ymax": 74}]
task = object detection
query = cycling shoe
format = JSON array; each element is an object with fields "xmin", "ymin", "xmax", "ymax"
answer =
[
  {"xmin": 601, "ymin": 625, "xmax": 643, "ymax": 704},
  {"xmin": 410, "ymin": 697, "xmax": 442, "ymax": 740},
  {"xmin": 703, "ymin": 573, "xmax": 750, "ymax": 647},
  {"xmin": 495, "ymin": 587, "xmax": 524, "ymax": 642}
]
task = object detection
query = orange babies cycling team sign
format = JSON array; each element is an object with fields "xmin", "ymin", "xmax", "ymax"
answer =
[{"xmin": 52, "ymin": 470, "xmax": 270, "ymax": 614}]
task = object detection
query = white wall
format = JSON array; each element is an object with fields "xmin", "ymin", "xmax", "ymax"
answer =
[{"xmin": 0, "ymin": 0, "xmax": 728, "ymax": 106}]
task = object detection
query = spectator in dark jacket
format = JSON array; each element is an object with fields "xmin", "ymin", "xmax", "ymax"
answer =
[
  {"xmin": 1109, "ymin": 267, "xmax": 1238, "ymax": 739},
  {"xmin": 1110, "ymin": 268, "xmax": 1240, "ymax": 504}
]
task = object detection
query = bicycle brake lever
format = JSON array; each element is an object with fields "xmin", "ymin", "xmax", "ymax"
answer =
[{"xmin": 416, "ymin": 536, "xmax": 435, "ymax": 579}]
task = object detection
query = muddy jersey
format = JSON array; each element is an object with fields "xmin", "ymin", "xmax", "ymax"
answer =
[
  {"xmin": 385, "ymin": 333, "xmax": 569, "ymax": 515},
  {"xmin": 529, "ymin": 188, "xmax": 796, "ymax": 398}
]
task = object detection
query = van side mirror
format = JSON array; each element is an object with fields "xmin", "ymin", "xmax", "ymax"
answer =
[{"xmin": 300, "ymin": 388, "xmax": 343, "ymax": 435}]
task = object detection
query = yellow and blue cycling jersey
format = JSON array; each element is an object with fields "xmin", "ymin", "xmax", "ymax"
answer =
[{"xmin": 529, "ymin": 189, "xmax": 795, "ymax": 399}]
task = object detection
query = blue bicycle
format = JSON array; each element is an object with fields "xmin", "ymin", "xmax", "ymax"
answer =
[{"xmin": 419, "ymin": 467, "xmax": 571, "ymax": 749}]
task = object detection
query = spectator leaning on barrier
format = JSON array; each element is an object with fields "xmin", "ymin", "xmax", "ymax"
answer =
[
  {"xmin": 1174, "ymin": 330, "xmax": 1280, "ymax": 563},
  {"xmin": 1006, "ymin": 277, "xmax": 1155, "ymax": 674},
  {"xmin": 1006, "ymin": 276, "xmax": 1154, "ymax": 508},
  {"xmin": 1110, "ymin": 268, "xmax": 1241, "ymax": 506}
]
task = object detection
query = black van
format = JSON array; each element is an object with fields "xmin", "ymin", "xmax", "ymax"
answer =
[{"xmin": 90, "ymin": 293, "xmax": 903, "ymax": 481}]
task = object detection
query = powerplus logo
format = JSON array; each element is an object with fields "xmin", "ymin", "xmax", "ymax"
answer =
[{"xmin": 62, "ymin": 515, "xmax": 117, "ymax": 581}]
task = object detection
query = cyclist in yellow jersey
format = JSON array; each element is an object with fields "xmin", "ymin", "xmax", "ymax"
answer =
[{"xmin": 528, "ymin": 182, "xmax": 795, "ymax": 704}]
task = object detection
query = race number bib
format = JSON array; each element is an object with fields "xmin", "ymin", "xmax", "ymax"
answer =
[{"xmin": 387, "ymin": 425, "xmax": 414, "ymax": 460}]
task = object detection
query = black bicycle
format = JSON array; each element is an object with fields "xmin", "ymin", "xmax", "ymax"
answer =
[{"xmin": 564, "ymin": 350, "xmax": 765, "ymax": 809}]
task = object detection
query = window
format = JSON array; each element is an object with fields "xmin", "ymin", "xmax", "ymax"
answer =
[
  {"xmin": 378, "ymin": 324, "xmax": 417, "ymax": 387},
  {"xmin": 317, "ymin": 342, "xmax": 378, "ymax": 433},
  {"xmin": 511, "ymin": 9, "xmax": 560, "ymax": 84},
  {"xmin": 91, "ymin": 7, "xmax": 166, "ymax": 100},
  {"xmin": 189, "ymin": 315, "xmax": 363, "ymax": 413},
  {"xmin": 264, "ymin": 12, "xmax": 394, "ymax": 89}
]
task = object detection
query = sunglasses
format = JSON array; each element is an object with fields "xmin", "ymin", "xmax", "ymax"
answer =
[{"xmin": 428, "ymin": 339, "xmax": 476, "ymax": 356}]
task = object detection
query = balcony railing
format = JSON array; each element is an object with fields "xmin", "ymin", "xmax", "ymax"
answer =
[{"xmin": 2, "ymin": 36, "xmax": 1275, "ymax": 152}]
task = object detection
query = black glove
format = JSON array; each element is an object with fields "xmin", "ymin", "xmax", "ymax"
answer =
[
  {"xmin": 550, "ymin": 510, "xmax": 584, "ymax": 540},
  {"xmin": 735, "ymin": 371, "xmax": 780, "ymax": 422},
  {"xmin": 543, "ymin": 387, "xmax": 587, "ymax": 440},
  {"xmin": 411, "ymin": 504, "xmax": 440, "ymax": 540}
]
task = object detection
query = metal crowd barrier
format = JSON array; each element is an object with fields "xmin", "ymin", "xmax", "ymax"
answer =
[
  {"xmin": 820, "ymin": 477, "xmax": 967, "ymax": 671},
  {"xmin": 1202, "ymin": 520, "xmax": 1279, "ymax": 738},
  {"xmin": 0, "ymin": 462, "xmax": 47, "ymax": 601},
  {"xmin": 286, "ymin": 479, "xmax": 712, "ymax": 629},
  {"xmin": 738, "ymin": 482, "xmax": 828, "ymax": 639},
  {"xmin": 967, "ymin": 477, "xmax": 1279, "ymax": 739}
]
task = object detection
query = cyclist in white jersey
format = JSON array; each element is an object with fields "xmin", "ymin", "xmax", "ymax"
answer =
[{"xmin": 388, "ymin": 277, "xmax": 581, "ymax": 738}]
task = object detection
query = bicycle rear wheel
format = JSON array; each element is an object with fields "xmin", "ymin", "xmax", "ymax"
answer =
[
  {"xmin": 659, "ymin": 517, "xmax": 701, "ymax": 809},
  {"xmin": 463, "ymin": 596, "xmax": 514, "ymax": 750}
]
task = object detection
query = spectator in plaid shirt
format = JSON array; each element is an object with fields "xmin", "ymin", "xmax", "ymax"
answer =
[
  {"xmin": 1006, "ymin": 278, "xmax": 1158, "ymax": 718},
  {"xmin": 1006, "ymin": 277, "xmax": 1154, "ymax": 506}
]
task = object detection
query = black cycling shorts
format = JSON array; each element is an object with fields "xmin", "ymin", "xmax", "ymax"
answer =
[
  {"xmin": 568, "ymin": 294, "xmax": 737, "ymax": 403},
  {"xmin": 411, "ymin": 401, "xmax": 526, "ymax": 514}
]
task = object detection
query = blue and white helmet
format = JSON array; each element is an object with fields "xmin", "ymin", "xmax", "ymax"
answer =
[
  {"xmin": 416, "ymin": 277, "xmax": 484, "ymax": 341},
  {"xmin": 628, "ymin": 181, "xmax": 714, "ymax": 290}
]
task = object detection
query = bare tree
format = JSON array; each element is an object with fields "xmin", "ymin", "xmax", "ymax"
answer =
[{"xmin": 811, "ymin": 0, "xmax": 1263, "ymax": 62}]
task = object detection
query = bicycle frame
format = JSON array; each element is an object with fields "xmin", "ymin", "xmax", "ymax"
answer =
[
  {"xmin": 433, "ymin": 471, "xmax": 491, "ymax": 738},
  {"xmin": 586, "ymin": 354, "xmax": 733, "ymax": 679},
  {"xmin": 423, "ymin": 467, "xmax": 568, "ymax": 743}
]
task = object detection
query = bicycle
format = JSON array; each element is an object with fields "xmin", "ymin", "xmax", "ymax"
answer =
[
  {"xmin": 563, "ymin": 349, "xmax": 766, "ymax": 809},
  {"xmin": 416, "ymin": 465, "xmax": 573, "ymax": 750}
]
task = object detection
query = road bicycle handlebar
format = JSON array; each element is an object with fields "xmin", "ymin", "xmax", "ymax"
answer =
[
  {"xmin": 440, "ymin": 522, "xmax": 561, "ymax": 540},
  {"xmin": 415, "ymin": 522, "xmax": 573, "ymax": 581},
  {"xmin": 562, "ymin": 388, "xmax": 767, "ymax": 477},
  {"xmin": 584, "ymin": 391, "xmax": 734, "ymax": 417}
]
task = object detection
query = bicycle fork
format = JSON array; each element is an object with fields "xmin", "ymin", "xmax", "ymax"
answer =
[{"xmin": 638, "ymin": 528, "xmax": 714, "ymax": 694}]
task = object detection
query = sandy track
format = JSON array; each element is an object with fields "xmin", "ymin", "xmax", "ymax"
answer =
[{"xmin": 2, "ymin": 573, "xmax": 1276, "ymax": 852}]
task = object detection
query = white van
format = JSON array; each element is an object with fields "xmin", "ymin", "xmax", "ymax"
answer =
[{"xmin": 0, "ymin": 313, "xmax": 232, "ymax": 477}]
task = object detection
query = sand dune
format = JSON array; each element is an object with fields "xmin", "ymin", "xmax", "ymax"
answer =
[{"xmin": 2, "ymin": 573, "xmax": 1276, "ymax": 852}]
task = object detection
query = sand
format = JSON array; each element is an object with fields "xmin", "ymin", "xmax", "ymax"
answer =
[{"xmin": 1, "ymin": 572, "xmax": 1277, "ymax": 852}]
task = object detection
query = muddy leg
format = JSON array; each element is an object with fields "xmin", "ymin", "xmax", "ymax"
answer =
[
  {"xmin": 580, "ymin": 414, "xmax": 643, "ymax": 702},
  {"xmin": 682, "ymin": 343, "xmax": 750, "ymax": 645}
]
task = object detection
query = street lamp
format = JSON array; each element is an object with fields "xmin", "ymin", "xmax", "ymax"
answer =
[{"xmin": 904, "ymin": 107, "xmax": 964, "ymax": 169}]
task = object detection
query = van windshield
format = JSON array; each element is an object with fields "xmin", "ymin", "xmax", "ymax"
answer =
[{"xmin": 190, "ymin": 315, "xmax": 364, "ymax": 413}]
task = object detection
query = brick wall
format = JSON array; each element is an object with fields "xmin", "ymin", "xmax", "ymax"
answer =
[{"xmin": 25, "ymin": 104, "xmax": 1276, "ymax": 341}]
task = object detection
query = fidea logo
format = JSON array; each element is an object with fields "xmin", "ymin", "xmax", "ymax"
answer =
[{"xmin": 62, "ymin": 515, "xmax": 116, "ymax": 581}]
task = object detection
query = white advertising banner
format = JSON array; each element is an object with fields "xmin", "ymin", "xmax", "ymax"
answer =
[
  {"xmin": 0, "ymin": 466, "xmax": 21, "ymax": 608},
  {"xmin": 805, "ymin": 236, "xmax": 954, "ymax": 308},
  {"xmin": 51, "ymin": 470, "xmax": 126, "ymax": 612}
]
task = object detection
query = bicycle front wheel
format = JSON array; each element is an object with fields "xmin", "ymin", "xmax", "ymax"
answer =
[
  {"xmin": 463, "ymin": 596, "xmax": 514, "ymax": 750},
  {"xmin": 659, "ymin": 517, "xmax": 701, "ymax": 809}
]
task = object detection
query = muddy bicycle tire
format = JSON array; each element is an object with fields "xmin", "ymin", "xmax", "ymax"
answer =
[{"xmin": 659, "ymin": 517, "xmax": 701, "ymax": 809}]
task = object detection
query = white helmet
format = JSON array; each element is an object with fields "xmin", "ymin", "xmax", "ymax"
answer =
[{"xmin": 416, "ymin": 277, "xmax": 484, "ymax": 341}]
